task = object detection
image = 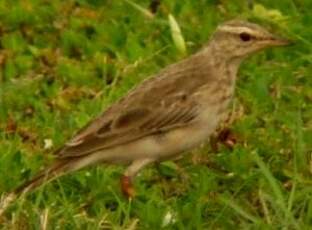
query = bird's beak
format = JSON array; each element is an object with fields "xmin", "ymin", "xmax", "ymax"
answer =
[{"xmin": 268, "ymin": 35, "xmax": 293, "ymax": 46}]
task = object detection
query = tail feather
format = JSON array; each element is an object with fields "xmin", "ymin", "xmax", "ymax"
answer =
[
  {"xmin": 0, "ymin": 159, "xmax": 72, "ymax": 216},
  {"xmin": 14, "ymin": 160, "xmax": 70, "ymax": 195}
]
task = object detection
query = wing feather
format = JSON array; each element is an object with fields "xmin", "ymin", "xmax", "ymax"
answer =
[{"xmin": 56, "ymin": 102, "xmax": 199, "ymax": 158}]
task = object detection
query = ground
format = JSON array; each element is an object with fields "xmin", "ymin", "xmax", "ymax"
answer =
[{"xmin": 0, "ymin": 0, "xmax": 311, "ymax": 229}]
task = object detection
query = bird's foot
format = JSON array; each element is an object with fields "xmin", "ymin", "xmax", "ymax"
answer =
[
  {"xmin": 217, "ymin": 128, "xmax": 237, "ymax": 149},
  {"xmin": 211, "ymin": 128, "xmax": 238, "ymax": 152},
  {"xmin": 120, "ymin": 175, "xmax": 135, "ymax": 199}
]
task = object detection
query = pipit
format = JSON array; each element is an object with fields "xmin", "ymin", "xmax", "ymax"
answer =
[{"xmin": 1, "ymin": 20, "xmax": 290, "ymax": 210}]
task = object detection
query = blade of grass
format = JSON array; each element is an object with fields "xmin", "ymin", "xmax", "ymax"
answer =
[
  {"xmin": 258, "ymin": 189, "xmax": 272, "ymax": 224},
  {"xmin": 219, "ymin": 195, "xmax": 261, "ymax": 224},
  {"xmin": 123, "ymin": 0, "xmax": 154, "ymax": 19},
  {"xmin": 168, "ymin": 14, "xmax": 187, "ymax": 56},
  {"xmin": 209, "ymin": 179, "xmax": 251, "ymax": 228},
  {"xmin": 252, "ymin": 151, "xmax": 286, "ymax": 210},
  {"xmin": 287, "ymin": 181, "xmax": 296, "ymax": 212},
  {"xmin": 252, "ymin": 150, "xmax": 299, "ymax": 229},
  {"xmin": 293, "ymin": 110, "xmax": 307, "ymax": 173}
]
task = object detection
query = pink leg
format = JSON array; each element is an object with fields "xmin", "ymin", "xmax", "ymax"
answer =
[
  {"xmin": 120, "ymin": 175, "xmax": 135, "ymax": 198},
  {"xmin": 120, "ymin": 158, "xmax": 155, "ymax": 199}
]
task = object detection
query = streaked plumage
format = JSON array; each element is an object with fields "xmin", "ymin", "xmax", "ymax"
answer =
[{"xmin": 0, "ymin": 20, "xmax": 289, "ymax": 213}]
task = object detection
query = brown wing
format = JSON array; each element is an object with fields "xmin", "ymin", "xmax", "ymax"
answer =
[{"xmin": 55, "ymin": 100, "xmax": 199, "ymax": 158}]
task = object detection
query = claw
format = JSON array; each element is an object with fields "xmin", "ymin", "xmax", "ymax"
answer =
[
  {"xmin": 120, "ymin": 175, "xmax": 135, "ymax": 199},
  {"xmin": 217, "ymin": 128, "xmax": 237, "ymax": 150},
  {"xmin": 211, "ymin": 128, "xmax": 238, "ymax": 152}
]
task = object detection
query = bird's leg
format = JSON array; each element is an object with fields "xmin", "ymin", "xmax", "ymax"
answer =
[
  {"xmin": 212, "ymin": 100, "xmax": 243, "ymax": 151},
  {"xmin": 121, "ymin": 158, "xmax": 155, "ymax": 199}
]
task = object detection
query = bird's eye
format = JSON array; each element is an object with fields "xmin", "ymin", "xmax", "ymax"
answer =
[{"xmin": 239, "ymin": 32, "xmax": 251, "ymax": 42}]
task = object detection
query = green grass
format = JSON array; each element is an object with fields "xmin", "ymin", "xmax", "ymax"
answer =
[{"xmin": 0, "ymin": 0, "xmax": 312, "ymax": 229}]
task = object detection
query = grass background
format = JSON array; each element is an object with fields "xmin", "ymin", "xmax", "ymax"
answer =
[{"xmin": 0, "ymin": 0, "xmax": 312, "ymax": 229}]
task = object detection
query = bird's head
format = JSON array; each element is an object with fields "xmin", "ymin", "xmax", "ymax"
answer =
[{"xmin": 210, "ymin": 20, "xmax": 290, "ymax": 60}]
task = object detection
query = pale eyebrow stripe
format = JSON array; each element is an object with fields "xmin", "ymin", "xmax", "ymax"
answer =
[{"xmin": 217, "ymin": 25, "xmax": 255, "ymax": 35}]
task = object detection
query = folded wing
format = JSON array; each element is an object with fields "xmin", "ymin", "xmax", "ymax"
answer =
[{"xmin": 55, "ymin": 96, "xmax": 199, "ymax": 158}]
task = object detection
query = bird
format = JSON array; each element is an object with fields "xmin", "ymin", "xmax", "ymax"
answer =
[{"xmin": 0, "ymin": 20, "xmax": 290, "ymax": 213}]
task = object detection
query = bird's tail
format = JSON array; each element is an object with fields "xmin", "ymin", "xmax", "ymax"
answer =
[
  {"xmin": 0, "ymin": 159, "xmax": 73, "ymax": 216},
  {"xmin": 14, "ymin": 159, "xmax": 72, "ymax": 195}
]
